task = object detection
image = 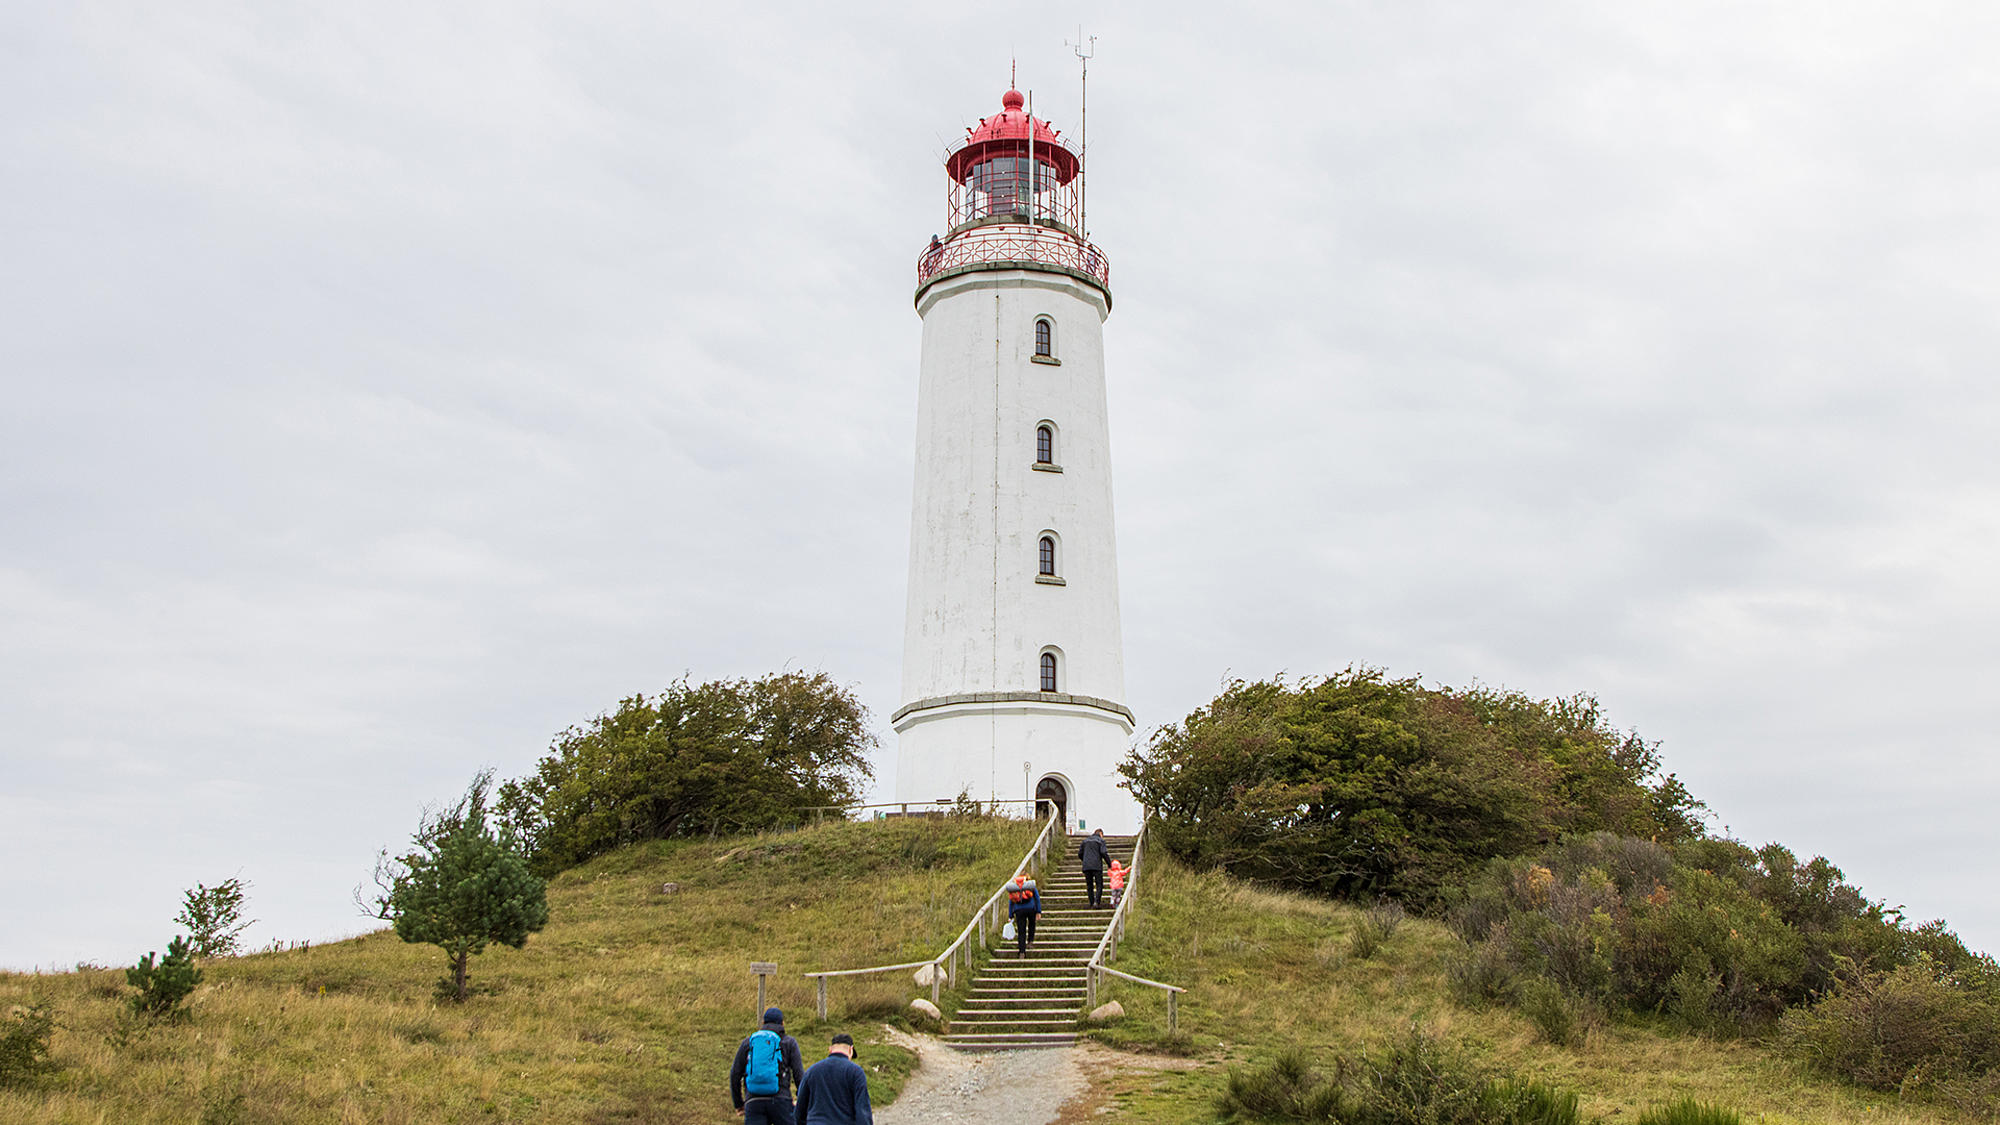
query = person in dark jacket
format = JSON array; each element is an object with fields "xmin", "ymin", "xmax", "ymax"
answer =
[
  {"xmin": 795, "ymin": 1032, "xmax": 872, "ymax": 1125},
  {"xmin": 730, "ymin": 1007, "xmax": 807, "ymax": 1125},
  {"xmin": 1079, "ymin": 828, "xmax": 1111, "ymax": 908},
  {"xmin": 1008, "ymin": 873, "xmax": 1041, "ymax": 955}
]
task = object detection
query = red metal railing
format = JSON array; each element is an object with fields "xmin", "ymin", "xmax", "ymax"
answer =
[{"xmin": 917, "ymin": 225, "xmax": 1111, "ymax": 289}]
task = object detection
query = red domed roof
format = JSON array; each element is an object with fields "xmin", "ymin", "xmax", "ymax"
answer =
[{"xmin": 945, "ymin": 89, "xmax": 1080, "ymax": 184}]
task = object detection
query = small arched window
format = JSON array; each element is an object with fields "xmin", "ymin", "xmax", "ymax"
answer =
[
  {"xmin": 1034, "ymin": 318, "xmax": 1052, "ymax": 357},
  {"xmin": 1036, "ymin": 425, "xmax": 1054, "ymax": 464},
  {"xmin": 1038, "ymin": 536, "xmax": 1057, "ymax": 576},
  {"xmin": 1040, "ymin": 651, "xmax": 1059, "ymax": 692}
]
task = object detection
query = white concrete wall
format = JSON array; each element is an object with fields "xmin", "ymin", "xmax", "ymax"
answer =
[{"xmin": 895, "ymin": 252, "xmax": 1140, "ymax": 833}]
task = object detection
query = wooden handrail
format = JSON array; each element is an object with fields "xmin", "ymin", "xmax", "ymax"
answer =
[
  {"xmin": 1096, "ymin": 965, "xmax": 1185, "ymax": 993},
  {"xmin": 1086, "ymin": 819, "xmax": 1187, "ymax": 1032},
  {"xmin": 803, "ymin": 803, "xmax": 1065, "ymax": 1017},
  {"xmin": 802, "ymin": 962, "xmax": 934, "ymax": 980}
]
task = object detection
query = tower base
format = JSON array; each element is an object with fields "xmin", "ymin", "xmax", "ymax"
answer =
[{"xmin": 893, "ymin": 696, "xmax": 1141, "ymax": 834}]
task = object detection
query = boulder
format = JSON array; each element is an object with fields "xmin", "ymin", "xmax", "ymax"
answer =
[
  {"xmin": 1087, "ymin": 1001, "xmax": 1125, "ymax": 1023},
  {"xmin": 913, "ymin": 963, "xmax": 940, "ymax": 987},
  {"xmin": 909, "ymin": 997, "xmax": 943, "ymax": 1022}
]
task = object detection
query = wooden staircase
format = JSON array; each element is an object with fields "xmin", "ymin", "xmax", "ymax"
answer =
[{"xmin": 943, "ymin": 833, "xmax": 1135, "ymax": 1051}]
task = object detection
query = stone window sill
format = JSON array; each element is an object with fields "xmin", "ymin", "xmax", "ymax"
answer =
[
  {"xmin": 1035, "ymin": 575, "xmax": 1067, "ymax": 586},
  {"xmin": 1030, "ymin": 354, "xmax": 1062, "ymax": 366},
  {"xmin": 1031, "ymin": 462, "xmax": 1064, "ymax": 473}
]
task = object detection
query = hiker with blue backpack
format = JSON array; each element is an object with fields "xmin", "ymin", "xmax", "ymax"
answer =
[{"xmin": 730, "ymin": 1007, "xmax": 806, "ymax": 1125}]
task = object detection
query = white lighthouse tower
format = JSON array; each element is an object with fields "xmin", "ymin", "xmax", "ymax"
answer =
[{"xmin": 893, "ymin": 87, "xmax": 1140, "ymax": 834}]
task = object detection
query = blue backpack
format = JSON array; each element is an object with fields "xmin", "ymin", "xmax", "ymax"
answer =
[{"xmin": 746, "ymin": 1029, "xmax": 782, "ymax": 1097}]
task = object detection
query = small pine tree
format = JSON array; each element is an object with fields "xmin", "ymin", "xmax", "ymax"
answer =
[
  {"xmin": 367, "ymin": 771, "xmax": 549, "ymax": 1002},
  {"xmin": 176, "ymin": 877, "xmax": 255, "ymax": 959},
  {"xmin": 127, "ymin": 936, "xmax": 203, "ymax": 1018},
  {"xmin": 0, "ymin": 1000, "xmax": 59, "ymax": 1088}
]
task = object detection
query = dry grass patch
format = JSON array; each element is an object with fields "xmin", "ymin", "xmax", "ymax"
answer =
[{"xmin": 0, "ymin": 816, "xmax": 1038, "ymax": 1124}]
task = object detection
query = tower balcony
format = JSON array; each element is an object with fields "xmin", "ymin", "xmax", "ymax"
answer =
[{"xmin": 917, "ymin": 223, "xmax": 1111, "ymax": 294}]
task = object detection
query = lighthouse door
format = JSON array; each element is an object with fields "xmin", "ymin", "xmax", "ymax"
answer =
[{"xmin": 1035, "ymin": 776, "xmax": 1070, "ymax": 829}]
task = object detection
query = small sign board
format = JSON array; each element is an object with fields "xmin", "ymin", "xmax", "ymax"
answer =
[{"xmin": 749, "ymin": 962, "xmax": 778, "ymax": 975}]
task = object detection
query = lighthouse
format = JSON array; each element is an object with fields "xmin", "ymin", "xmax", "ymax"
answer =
[{"xmin": 893, "ymin": 87, "xmax": 1140, "ymax": 835}]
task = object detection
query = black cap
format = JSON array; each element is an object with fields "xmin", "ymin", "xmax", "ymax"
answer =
[
  {"xmin": 763, "ymin": 1007, "xmax": 784, "ymax": 1025},
  {"xmin": 830, "ymin": 1032, "xmax": 855, "ymax": 1046}
]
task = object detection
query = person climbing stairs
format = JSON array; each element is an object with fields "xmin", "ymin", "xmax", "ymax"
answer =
[{"xmin": 943, "ymin": 833, "xmax": 1137, "ymax": 1051}]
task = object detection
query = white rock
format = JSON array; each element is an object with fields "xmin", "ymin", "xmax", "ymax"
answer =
[
  {"xmin": 1087, "ymin": 1001, "xmax": 1124, "ymax": 1023},
  {"xmin": 913, "ymin": 963, "xmax": 940, "ymax": 987},
  {"xmin": 909, "ymin": 997, "xmax": 943, "ymax": 1021}
]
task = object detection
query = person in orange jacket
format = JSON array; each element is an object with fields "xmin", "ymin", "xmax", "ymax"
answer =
[
  {"xmin": 1107, "ymin": 860, "xmax": 1127, "ymax": 908},
  {"xmin": 1007, "ymin": 873, "xmax": 1041, "ymax": 955}
]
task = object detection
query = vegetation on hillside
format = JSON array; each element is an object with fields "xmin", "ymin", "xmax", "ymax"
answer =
[
  {"xmin": 363, "ymin": 771, "xmax": 550, "ymax": 1002},
  {"xmin": 497, "ymin": 672, "xmax": 874, "ymax": 875},
  {"xmin": 0, "ymin": 817, "xmax": 1037, "ymax": 1124},
  {"xmin": 1123, "ymin": 669, "xmax": 1703, "ymax": 907},
  {"xmin": 1082, "ymin": 851, "xmax": 1963, "ymax": 1124},
  {"xmin": 1126, "ymin": 668, "xmax": 2000, "ymax": 1119}
]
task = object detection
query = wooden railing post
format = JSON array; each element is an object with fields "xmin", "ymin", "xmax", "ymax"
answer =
[
  {"xmin": 1168, "ymin": 990, "xmax": 1178, "ymax": 1034},
  {"xmin": 816, "ymin": 976, "xmax": 828, "ymax": 1021},
  {"xmin": 1087, "ymin": 967, "xmax": 1096, "ymax": 1010}
]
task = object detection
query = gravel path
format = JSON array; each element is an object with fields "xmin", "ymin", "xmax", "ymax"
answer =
[{"xmin": 874, "ymin": 1028, "xmax": 1089, "ymax": 1125}]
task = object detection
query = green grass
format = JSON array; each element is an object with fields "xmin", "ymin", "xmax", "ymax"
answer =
[
  {"xmin": 0, "ymin": 815, "xmax": 1038, "ymax": 1124},
  {"xmin": 1081, "ymin": 853, "xmax": 1973, "ymax": 1123},
  {"xmin": 6, "ymin": 822, "xmax": 1976, "ymax": 1124}
]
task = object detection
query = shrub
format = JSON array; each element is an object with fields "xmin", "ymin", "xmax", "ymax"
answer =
[
  {"xmin": 1124, "ymin": 670, "xmax": 1703, "ymax": 907},
  {"xmin": 1447, "ymin": 935, "xmax": 1520, "ymax": 1007},
  {"xmin": 1349, "ymin": 901, "xmax": 1405, "ymax": 960},
  {"xmin": 1486, "ymin": 1078, "xmax": 1583, "ymax": 1125},
  {"xmin": 176, "ymin": 877, "xmax": 255, "ymax": 959},
  {"xmin": 0, "ymin": 1000, "xmax": 59, "ymax": 1088},
  {"xmin": 1515, "ymin": 977, "xmax": 1593, "ymax": 1048},
  {"xmin": 1217, "ymin": 1049, "xmax": 1345, "ymax": 1122},
  {"xmin": 1779, "ymin": 957, "xmax": 2000, "ymax": 1096},
  {"xmin": 128, "ymin": 936, "xmax": 203, "ymax": 1019},
  {"xmin": 1218, "ymin": 1028, "xmax": 1584, "ymax": 1125},
  {"xmin": 1633, "ymin": 1098, "xmax": 1743, "ymax": 1125},
  {"xmin": 496, "ymin": 672, "xmax": 875, "ymax": 874}
]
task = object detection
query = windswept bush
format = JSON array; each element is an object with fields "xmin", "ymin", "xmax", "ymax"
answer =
[
  {"xmin": 498, "ymin": 672, "xmax": 875, "ymax": 874},
  {"xmin": 1124, "ymin": 669, "xmax": 1703, "ymax": 906}
]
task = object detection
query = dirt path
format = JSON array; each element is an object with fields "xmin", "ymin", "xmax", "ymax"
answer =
[
  {"xmin": 873, "ymin": 1027, "xmax": 1089, "ymax": 1125},
  {"xmin": 874, "ymin": 1027, "xmax": 1202, "ymax": 1125}
]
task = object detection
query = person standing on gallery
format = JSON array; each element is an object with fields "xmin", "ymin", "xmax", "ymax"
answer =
[{"xmin": 1078, "ymin": 828, "xmax": 1110, "ymax": 909}]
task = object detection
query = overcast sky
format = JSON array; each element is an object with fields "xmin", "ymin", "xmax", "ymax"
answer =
[{"xmin": 4, "ymin": 2, "xmax": 1997, "ymax": 971}]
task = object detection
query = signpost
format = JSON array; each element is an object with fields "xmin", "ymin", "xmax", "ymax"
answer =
[{"xmin": 750, "ymin": 962, "xmax": 778, "ymax": 1015}]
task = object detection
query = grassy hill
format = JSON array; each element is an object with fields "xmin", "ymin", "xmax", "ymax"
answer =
[
  {"xmin": 0, "ymin": 817, "xmax": 1036, "ymax": 1124},
  {"xmin": 1084, "ymin": 853, "xmax": 1968, "ymax": 1124},
  {"xmin": 0, "ymin": 816, "xmax": 1973, "ymax": 1123}
]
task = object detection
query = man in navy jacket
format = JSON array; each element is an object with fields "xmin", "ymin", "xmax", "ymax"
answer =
[{"xmin": 795, "ymin": 1033, "xmax": 872, "ymax": 1125}]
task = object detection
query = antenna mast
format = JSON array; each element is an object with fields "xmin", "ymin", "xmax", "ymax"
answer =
[{"xmin": 1067, "ymin": 30, "xmax": 1097, "ymax": 236}]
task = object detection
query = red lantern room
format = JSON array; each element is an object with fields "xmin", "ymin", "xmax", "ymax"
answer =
[{"xmin": 919, "ymin": 89, "xmax": 1109, "ymax": 293}]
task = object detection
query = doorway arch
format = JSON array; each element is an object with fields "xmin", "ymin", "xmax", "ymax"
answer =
[{"xmin": 1035, "ymin": 774, "xmax": 1071, "ymax": 828}]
